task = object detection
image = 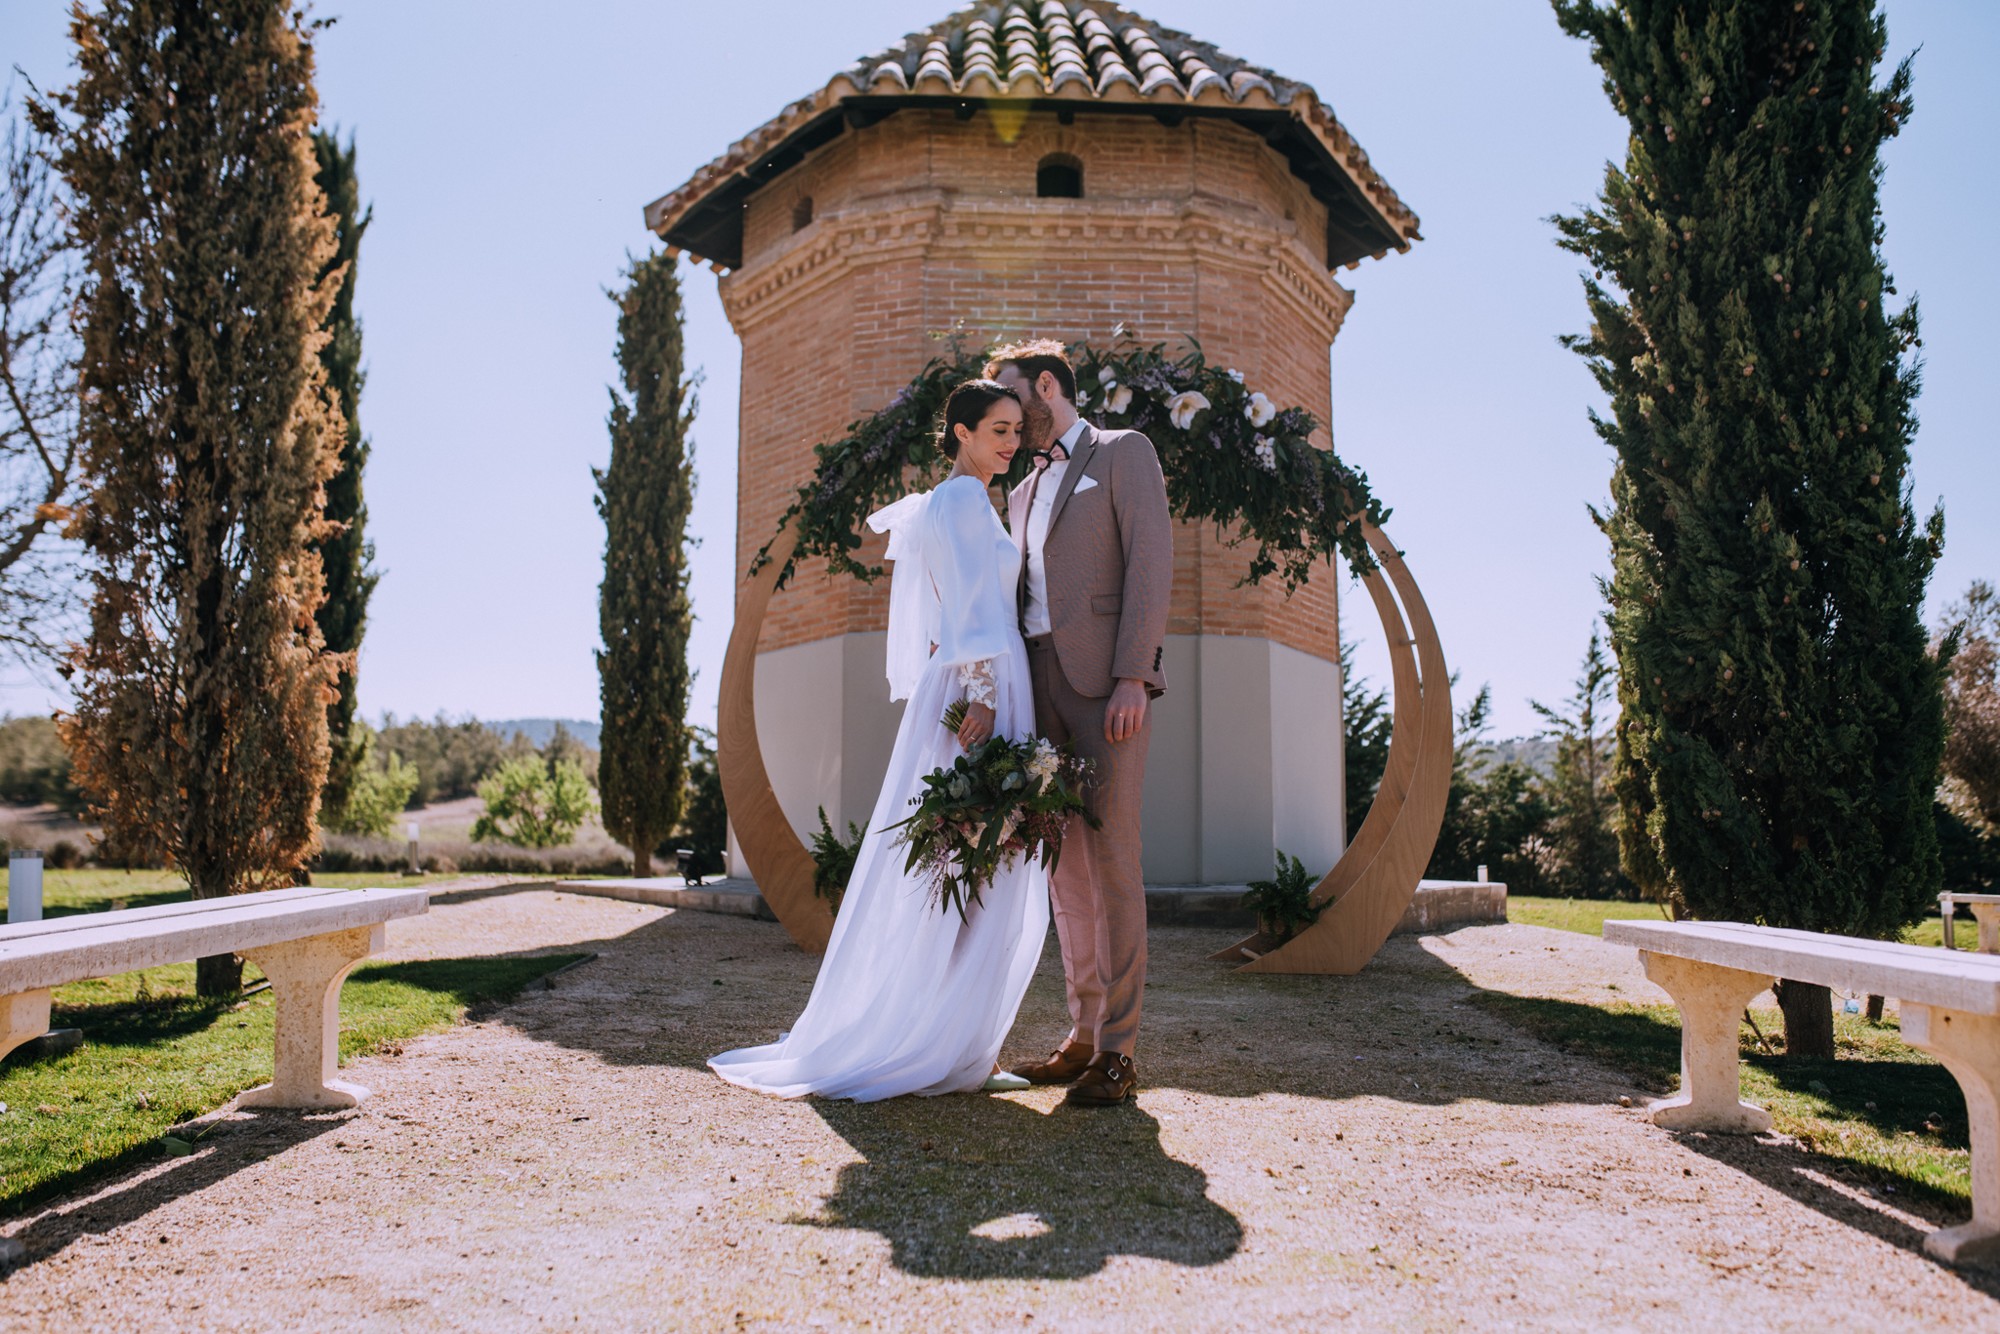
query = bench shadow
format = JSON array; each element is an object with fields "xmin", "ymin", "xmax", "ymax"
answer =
[
  {"xmin": 1672, "ymin": 1131, "xmax": 2000, "ymax": 1297},
  {"xmin": 1, "ymin": 946, "xmax": 582, "ymax": 1272},
  {"xmin": 2, "ymin": 1110, "xmax": 346, "ymax": 1272},
  {"xmin": 1457, "ymin": 987, "xmax": 1993, "ymax": 1288}
]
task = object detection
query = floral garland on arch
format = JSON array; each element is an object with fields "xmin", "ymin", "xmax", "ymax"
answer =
[{"xmin": 755, "ymin": 331, "xmax": 1390, "ymax": 592}]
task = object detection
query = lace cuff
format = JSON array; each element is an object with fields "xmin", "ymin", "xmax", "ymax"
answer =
[{"xmin": 957, "ymin": 658, "xmax": 997, "ymax": 708}]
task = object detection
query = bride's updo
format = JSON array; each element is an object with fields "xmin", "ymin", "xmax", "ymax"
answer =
[{"xmin": 937, "ymin": 379, "xmax": 1020, "ymax": 460}]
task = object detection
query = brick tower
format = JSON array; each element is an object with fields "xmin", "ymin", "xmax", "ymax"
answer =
[{"xmin": 645, "ymin": 2, "xmax": 1418, "ymax": 885}]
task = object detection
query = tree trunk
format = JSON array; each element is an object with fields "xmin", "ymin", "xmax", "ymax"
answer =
[
  {"xmin": 196, "ymin": 952, "xmax": 243, "ymax": 998},
  {"xmin": 1775, "ymin": 978, "xmax": 1835, "ymax": 1058},
  {"xmin": 632, "ymin": 835, "xmax": 651, "ymax": 879}
]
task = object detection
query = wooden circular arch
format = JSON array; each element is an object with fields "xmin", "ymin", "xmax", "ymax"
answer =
[{"xmin": 717, "ymin": 520, "xmax": 1451, "ymax": 973}]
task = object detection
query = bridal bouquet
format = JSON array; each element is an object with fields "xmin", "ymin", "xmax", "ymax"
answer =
[{"xmin": 888, "ymin": 705, "xmax": 1096, "ymax": 920}]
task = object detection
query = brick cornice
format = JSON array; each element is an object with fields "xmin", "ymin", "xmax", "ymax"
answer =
[{"xmin": 720, "ymin": 197, "xmax": 1353, "ymax": 343}]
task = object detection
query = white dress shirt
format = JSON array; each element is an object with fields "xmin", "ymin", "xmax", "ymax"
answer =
[{"xmin": 1022, "ymin": 418, "xmax": 1089, "ymax": 637}]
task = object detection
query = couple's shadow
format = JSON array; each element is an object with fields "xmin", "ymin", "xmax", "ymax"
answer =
[{"xmin": 799, "ymin": 1092, "xmax": 1241, "ymax": 1280}]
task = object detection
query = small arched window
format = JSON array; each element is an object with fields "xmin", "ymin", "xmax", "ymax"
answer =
[
  {"xmin": 1036, "ymin": 154, "xmax": 1083, "ymax": 199},
  {"xmin": 791, "ymin": 196, "xmax": 814, "ymax": 232}
]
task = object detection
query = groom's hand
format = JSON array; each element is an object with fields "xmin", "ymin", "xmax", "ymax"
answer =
[{"xmin": 1105, "ymin": 678, "xmax": 1149, "ymax": 744}]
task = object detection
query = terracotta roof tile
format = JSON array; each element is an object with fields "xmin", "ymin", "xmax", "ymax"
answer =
[{"xmin": 645, "ymin": 1, "xmax": 1419, "ymax": 271}]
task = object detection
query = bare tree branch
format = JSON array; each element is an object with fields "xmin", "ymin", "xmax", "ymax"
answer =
[{"xmin": 0, "ymin": 85, "xmax": 81, "ymax": 665}]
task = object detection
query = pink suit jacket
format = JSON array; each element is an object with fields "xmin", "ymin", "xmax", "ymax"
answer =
[{"xmin": 1007, "ymin": 421, "xmax": 1173, "ymax": 700}]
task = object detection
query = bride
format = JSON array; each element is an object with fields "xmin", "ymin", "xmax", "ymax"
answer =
[{"xmin": 709, "ymin": 380, "xmax": 1050, "ymax": 1101}]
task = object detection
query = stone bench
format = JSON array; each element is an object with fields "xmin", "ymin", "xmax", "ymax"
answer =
[
  {"xmin": 0, "ymin": 885, "xmax": 428, "ymax": 1110},
  {"xmin": 1941, "ymin": 893, "xmax": 2000, "ymax": 953},
  {"xmin": 1603, "ymin": 919, "xmax": 2000, "ymax": 1266}
]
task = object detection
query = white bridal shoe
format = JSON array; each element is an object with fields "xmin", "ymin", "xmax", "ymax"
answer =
[{"xmin": 981, "ymin": 1070, "xmax": 1032, "ymax": 1092}]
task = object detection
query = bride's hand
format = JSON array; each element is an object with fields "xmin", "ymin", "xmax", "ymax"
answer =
[{"xmin": 958, "ymin": 701, "xmax": 996, "ymax": 749}]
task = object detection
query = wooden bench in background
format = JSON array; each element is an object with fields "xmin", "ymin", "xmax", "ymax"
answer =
[
  {"xmin": 1604, "ymin": 919, "xmax": 2000, "ymax": 1266},
  {"xmin": 1, "ymin": 885, "xmax": 428, "ymax": 1110}
]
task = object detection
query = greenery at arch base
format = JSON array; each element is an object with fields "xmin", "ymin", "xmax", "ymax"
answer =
[{"xmin": 755, "ymin": 331, "xmax": 1391, "ymax": 592}]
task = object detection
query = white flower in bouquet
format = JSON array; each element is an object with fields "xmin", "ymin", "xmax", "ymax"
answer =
[
  {"xmin": 1224, "ymin": 368, "xmax": 1245, "ymax": 384},
  {"xmin": 1253, "ymin": 434, "xmax": 1278, "ymax": 472},
  {"xmin": 1026, "ymin": 740, "xmax": 1061, "ymax": 789},
  {"xmin": 1167, "ymin": 391, "xmax": 1210, "ymax": 430},
  {"xmin": 1106, "ymin": 383, "xmax": 1133, "ymax": 414},
  {"xmin": 1244, "ymin": 392, "xmax": 1276, "ymax": 427}
]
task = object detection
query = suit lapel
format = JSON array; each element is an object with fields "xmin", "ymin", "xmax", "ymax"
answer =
[{"xmin": 1045, "ymin": 422, "xmax": 1098, "ymax": 539}]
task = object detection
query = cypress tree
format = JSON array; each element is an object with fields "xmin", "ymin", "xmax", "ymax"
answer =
[
  {"xmin": 1553, "ymin": 1, "xmax": 1944, "ymax": 1055},
  {"xmin": 39, "ymin": 0, "xmax": 343, "ymax": 996},
  {"xmin": 595, "ymin": 250, "xmax": 695, "ymax": 877},
  {"xmin": 311, "ymin": 127, "xmax": 379, "ymax": 817}
]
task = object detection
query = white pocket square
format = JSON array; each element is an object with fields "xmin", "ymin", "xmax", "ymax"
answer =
[{"xmin": 1072, "ymin": 475, "xmax": 1099, "ymax": 494}]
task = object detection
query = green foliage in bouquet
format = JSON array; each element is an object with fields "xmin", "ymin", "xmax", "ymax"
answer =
[
  {"xmin": 1241, "ymin": 850, "xmax": 1324, "ymax": 942},
  {"xmin": 889, "ymin": 733, "xmax": 1097, "ymax": 922},
  {"xmin": 810, "ymin": 805, "xmax": 865, "ymax": 916},
  {"xmin": 754, "ymin": 330, "xmax": 1389, "ymax": 593}
]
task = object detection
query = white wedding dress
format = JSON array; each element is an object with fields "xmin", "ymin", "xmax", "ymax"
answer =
[{"xmin": 708, "ymin": 475, "xmax": 1049, "ymax": 1101}]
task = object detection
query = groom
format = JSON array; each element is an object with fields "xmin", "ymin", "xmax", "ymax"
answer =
[{"xmin": 988, "ymin": 340, "xmax": 1171, "ymax": 1107}]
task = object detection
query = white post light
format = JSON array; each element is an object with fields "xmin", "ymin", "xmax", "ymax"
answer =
[
  {"xmin": 7, "ymin": 850, "xmax": 44, "ymax": 924},
  {"xmin": 1476, "ymin": 864, "xmax": 1489, "ymax": 884},
  {"xmin": 405, "ymin": 822, "xmax": 422, "ymax": 876}
]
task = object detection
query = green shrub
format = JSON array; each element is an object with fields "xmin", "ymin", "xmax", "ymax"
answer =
[
  {"xmin": 0, "ymin": 715, "xmax": 84, "ymax": 812},
  {"xmin": 810, "ymin": 806, "xmax": 864, "ymax": 915},
  {"xmin": 470, "ymin": 755, "xmax": 596, "ymax": 849},
  {"xmin": 321, "ymin": 725, "xmax": 420, "ymax": 838},
  {"xmin": 1242, "ymin": 850, "xmax": 1322, "ymax": 941}
]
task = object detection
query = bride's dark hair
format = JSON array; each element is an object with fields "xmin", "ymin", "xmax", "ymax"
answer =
[{"xmin": 937, "ymin": 379, "xmax": 1020, "ymax": 460}]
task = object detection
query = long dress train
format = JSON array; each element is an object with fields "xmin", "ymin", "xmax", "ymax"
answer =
[{"xmin": 708, "ymin": 475, "xmax": 1048, "ymax": 1101}]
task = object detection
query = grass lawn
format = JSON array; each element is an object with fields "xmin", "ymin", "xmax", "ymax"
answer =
[
  {"xmin": 1473, "ymin": 994, "xmax": 1970, "ymax": 1207},
  {"xmin": 1, "ymin": 868, "xmax": 461, "ymax": 919},
  {"xmin": 1509, "ymin": 893, "xmax": 1979, "ymax": 950},
  {"xmin": 0, "ymin": 951, "xmax": 582, "ymax": 1215}
]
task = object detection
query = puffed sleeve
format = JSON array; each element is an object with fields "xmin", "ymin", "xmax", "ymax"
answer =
[
  {"xmin": 926, "ymin": 477, "xmax": 1015, "ymax": 673},
  {"xmin": 865, "ymin": 491, "xmax": 938, "ymax": 702}
]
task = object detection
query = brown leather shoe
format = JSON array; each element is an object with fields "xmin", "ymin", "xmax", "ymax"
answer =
[
  {"xmin": 1010, "ymin": 1040, "xmax": 1095, "ymax": 1085},
  {"xmin": 1064, "ymin": 1052, "xmax": 1138, "ymax": 1106}
]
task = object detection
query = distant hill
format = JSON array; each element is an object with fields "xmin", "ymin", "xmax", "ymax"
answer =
[
  {"xmin": 486, "ymin": 718, "xmax": 601, "ymax": 750},
  {"xmin": 1488, "ymin": 735, "xmax": 1558, "ymax": 777}
]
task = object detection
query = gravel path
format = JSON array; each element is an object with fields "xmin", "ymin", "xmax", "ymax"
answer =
[{"xmin": 0, "ymin": 890, "xmax": 1991, "ymax": 1329}]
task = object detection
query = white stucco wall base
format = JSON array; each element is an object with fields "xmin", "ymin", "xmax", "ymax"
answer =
[{"xmin": 733, "ymin": 632, "xmax": 1345, "ymax": 885}]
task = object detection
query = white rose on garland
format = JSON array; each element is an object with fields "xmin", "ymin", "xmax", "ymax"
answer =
[
  {"xmin": 1106, "ymin": 383, "xmax": 1133, "ymax": 414},
  {"xmin": 1245, "ymin": 392, "xmax": 1276, "ymax": 427},
  {"xmin": 1168, "ymin": 390, "xmax": 1210, "ymax": 430},
  {"xmin": 1224, "ymin": 369, "xmax": 1245, "ymax": 384}
]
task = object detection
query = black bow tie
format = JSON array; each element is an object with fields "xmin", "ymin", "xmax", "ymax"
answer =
[{"xmin": 1032, "ymin": 441, "xmax": 1070, "ymax": 470}]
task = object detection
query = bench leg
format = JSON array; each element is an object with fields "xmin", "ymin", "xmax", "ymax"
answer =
[
  {"xmin": 1973, "ymin": 904, "xmax": 2000, "ymax": 955},
  {"xmin": 1640, "ymin": 951, "xmax": 1774, "ymax": 1134},
  {"xmin": 1, "ymin": 989, "xmax": 52, "ymax": 1064},
  {"xmin": 1901, "ymin": 1004, "xmax": 2000, "ymax": 1266},
  {"xmin": 238, "ymin": 925, "xmax": 383, "ymax": 1110}
]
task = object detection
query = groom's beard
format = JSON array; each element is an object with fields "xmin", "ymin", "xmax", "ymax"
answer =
[{"xmin": 1020, "ymin": 393, "xmax": 1056, "ymax": 453}]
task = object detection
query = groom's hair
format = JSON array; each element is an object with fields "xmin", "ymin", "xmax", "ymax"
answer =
[{"xmin": 985, "ymin": 339, "xmax": 1076, "ymax": 404}]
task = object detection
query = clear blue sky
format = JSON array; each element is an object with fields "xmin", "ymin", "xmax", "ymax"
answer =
[{"xmin": 3, "ymin": 1, "xmax": 1994, "ymax": 739}]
